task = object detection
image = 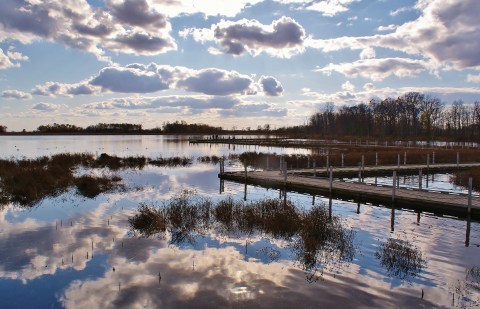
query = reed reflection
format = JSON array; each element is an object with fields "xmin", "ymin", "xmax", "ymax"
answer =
[
  {"xmin": 375, "ymin": 237, "xmax": 425, "ymax": 280},
  {"xmin": 129, "ymin": 191, "xmax": 356, "ymax": 281}
]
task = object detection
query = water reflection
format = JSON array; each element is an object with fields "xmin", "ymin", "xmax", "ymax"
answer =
[
  {"xmin": 375, "ymin": 237, "xmax": 425, "ymax": 280},
  {"xmin": 129, "ymin": 192, "xmax": 355, "ymax": 281}
]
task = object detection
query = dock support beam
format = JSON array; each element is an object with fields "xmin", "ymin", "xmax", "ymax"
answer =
[
  {"xmin": 419, "ymin": 168, "xmax": 422, "ymax": 190},
  {"xmin": 392, "ymin": 171, "xmax": 397, "ymax": 202},
  {"xmin": 468, "ymin": 177, "xmax": 472, "ymax": 215},
  {"xmin": 329, "ymin": 166, "xmax": 333, "ymax": 193}
]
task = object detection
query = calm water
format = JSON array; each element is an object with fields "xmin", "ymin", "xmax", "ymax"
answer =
[{"xmin": 0, "ymin": 135, "xmax": 479, "ymax": 308}]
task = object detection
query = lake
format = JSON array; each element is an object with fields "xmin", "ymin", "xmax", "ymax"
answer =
[{"xmin": 0, "ymin": 135, "xmax": 478, "ymax": 308}]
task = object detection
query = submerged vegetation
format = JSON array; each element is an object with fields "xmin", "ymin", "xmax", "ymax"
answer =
[{"xmin": 129, "ymin": 192, "xmax": 356, "ymax": 281}]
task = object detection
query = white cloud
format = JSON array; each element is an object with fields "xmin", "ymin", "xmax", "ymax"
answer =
[
  {"xmin": 219, "ymin": 103, "xmax": 287, "ymax": 117},
  {"xmin": 83, "ymin": 95, "xmax": 240, "ymax": 112},
  {"xmin": 467, "ymin": 74, "xmax": 480, "ymax": 83},
  {"xmin": 316, "ymin": 58, "xmax": 428, "ymax": 81},
  {"xmin": 177, "ymin": 68, "xmax": 257, "ymax": 96},
  {"xmin": 0, "ymin": 0, "xmax": 176, "ymax": 59},
  {"xmin": 32, "ymin": 102, "xmax": 64, "ymax": 112},
  {"xmin": 305, "ymin": 0, "xmax": 358, "ymax": 17},
  {"xmin": 1, "ymin": 90, "xmax": 32, "ymax": 99},
  {"xmin": 182, "ymin": 16, "xmax": 306, "ymax": 58},
  {"xmin": 307, "ymin": 0, "xmax": 480, "ymax": 72},
  {"xmin": 0, "ymin": 48, "xmax": 28, "ymax": 69},
  {"xmin": 377, "ymin": 24, "xmax": 397, "ymax": 32},
  {"xmin": 359, "ymin": 47, "xmax": 375, "ymax": 59},
  {"xmin": 341, "ymin": 81, "xmax": 355, "ymax": 92},
  {"xmin": 29, "ymin": 63, "xmax": 276, "ymax": 97},
  {"xmin": 389, "ymin": 6, "xmax": 412, "ymax": 16},
  {"xmin": 32, "ymin": 81, "xmax": 99, "ymax": 97}
]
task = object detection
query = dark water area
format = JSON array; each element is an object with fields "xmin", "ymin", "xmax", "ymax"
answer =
[{"xmin": 0, "ymin": 136, "xmax": 479, "ymax": 308}]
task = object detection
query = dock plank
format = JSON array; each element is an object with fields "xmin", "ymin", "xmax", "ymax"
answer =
[{"xmin": 220, "ymin": 169, "xmax": 480, "ymax": 219}]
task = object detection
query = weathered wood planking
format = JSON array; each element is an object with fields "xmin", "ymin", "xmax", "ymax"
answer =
[{"xmin": 220, "ymin": 170, "xmax": 480, "ymax": 220}]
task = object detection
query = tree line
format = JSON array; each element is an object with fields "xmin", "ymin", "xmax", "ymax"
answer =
[
  {"xmin": 306, "ymin": 92, "xmax": 480, "ymax": 142},
  {"xmin": 30, "ymin": 121, "xmax": 223, "ymax": 134}
]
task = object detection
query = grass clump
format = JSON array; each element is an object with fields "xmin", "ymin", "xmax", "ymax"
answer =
[{"xmin": 129, "ymin": 192, "xmax": 356, "ymax": 280}]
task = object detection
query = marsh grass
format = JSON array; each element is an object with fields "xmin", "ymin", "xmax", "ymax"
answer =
[
  {"xmin": 148, "ymin": 156, "xmax": 191, "ymax": 167},
  {"xmin": 238, "ymin": 148, "xmax": 480, "ymax": 170},
  {"xmin": 375, "ymin": 237, "xmax": 425, "ymax": 280},
  {"xmin": 0, "ymin": 153, "xmax": 198, "ymax": 207},
  {"xmin": 74, "ymin": 175, "xmax": 123, "ymax": 198},
  {"xmin": 129, "ymin": 192, "xmax": 355, "ymax": 280},
  {"xmin": 451, "ymin": 167, "xmax": 480, "ymax": 191}
]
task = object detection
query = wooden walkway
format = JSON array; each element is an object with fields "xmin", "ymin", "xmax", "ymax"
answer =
[
  {"xmin": 220, "ymin": 169, "xmax": 480, "ymax": 220},
  {"xmin": 290, "ymin": 162, "xmax": 480, "ymax": 177}
]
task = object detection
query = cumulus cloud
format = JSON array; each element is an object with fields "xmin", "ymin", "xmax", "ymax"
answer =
[
  {"xmin": 177, "ymin": 68, "xmax": 256, "ymax": 95},
  {"xmin": 182, "ymin": 16, "xmax": 305, "ymax": 58},
  {"xmin": 1, "ymin": 90, "xmax": 32, "ymax": 99},
  {"xmin": 31, "ymin": 81, "xmax": 98, "ymax": 97},
  {"xmin": 0, "ymin": 0, "xmax": 176, "ymax": 58},
  {"xmin": 308, "ymin": 0, "xmax": 480, "ymax": 73},
  {"xmin": 277, "ymin": 0, "xmax": 358, "ymax": 17},
  {"xmin": 32, "ymin": 102, "xmax": 63, "ymax": 111},
  {"xmin": 359, "ymin": 47, "xmax": 375, "ymax": 59},
  {"xmin": 341, "ymin": 81, "xmax": 355, "ymax": 92},
  {"xmin": 219, "ymin": 103, "xmax": 287, "ymax": 117},
  {"xmin": 84, "ymin": 95, "xmax": 240, "ymax": 111},
  {"xmin": 90, "ymin": 66, "xmax": 171, "ymax": 93},
  {"xmin": 259, "ymin": 76, "xmax": 283, "ymax": 96},
  {"xmin": 0, "ymin": 48, "xmax": 28, "ymax": 69},
  {"xmin": 28, "ymin": 63, "xmax": 268, "ymax": 97},
  {"xmin": 316, "ymin": 58, "xmax": 428, "ymax": 81}
]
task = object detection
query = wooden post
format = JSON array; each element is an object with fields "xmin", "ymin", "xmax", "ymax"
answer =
[
  {"xmin": 375, "ymin": 152, "xmax": 378, "ymax": 166},
  {"xmin": 427, "ymin": 154, "xmax": 430, "ymax": 170},
  {"xmin": 313, "ymin": 160, "xmax": 316, "ymax": 177},
  {"xmin": 404, "ymin": 151, "xmax": 406, "ymax": 165},
  {"xmin": 358, "ymin": 163, "xmax": 362, "ymax": 183},
  {"xmin": 419, "ymin": 168, "xmax": 422, "ymax": 190},
  {"xmin": 468, "ymin": 177, "xmax": 472, "ymax": 215},
  {"xmin": 244, "ymin": 164, "xmax": 247, "ymax": 182},
  {"xmin": 457, "ymin": 151, "xmax": 460, "ymax": 168},
  {"xmin": 284, "ymin": 163, "xmax": 287, "ymax": 185},
  {"xmin": 326, "ymin": 155, "xmax": 329, "ymax": 169},
  {"xmin": 329, "ymin": 166, "xmax": 333, "ymax": 193},
  {"xmin": 392, "ymin": 171, "xmax": 396, "ymax": 202},
  {"xmin": 279, "ymin": 157, "xmax": 282, "ymax": 173},
  {"xmin": 307, "ymin": 156, "xmax": 310, "ymax": 169},
  {"xmin": 432, "ymin": 151, "xmax": 435, "ymax": 164},
  {"xmin": 397, "ymin": 154, "xmax": 400, "ymax": 169},
  {"xmin": 341, "ymin": 153, "xmax": 344, "ymax": 167}
]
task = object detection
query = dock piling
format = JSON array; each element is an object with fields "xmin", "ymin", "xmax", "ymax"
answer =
[
  {"xmin": 392, "ymin": 171, "xmax": 397, "ymax": 202},
  {"xmin": 419, "ymin": 168, "xmax": 422, "ymax": 190}
]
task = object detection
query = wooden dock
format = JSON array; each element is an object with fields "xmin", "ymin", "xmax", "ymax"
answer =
[
  {"xmin": 219, "ymin": 169, "xmax": 480, "ymax": 220},
  {"xmin": 290, "ymin": 163, "xmax": 480, "ymax": 177}
]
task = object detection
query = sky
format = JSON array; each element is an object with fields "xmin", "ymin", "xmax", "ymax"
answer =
[{"xmin": 1, "ymin": 0, "xmax": 480, "ymax": 131}]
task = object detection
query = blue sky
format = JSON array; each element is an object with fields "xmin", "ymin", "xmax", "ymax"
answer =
[{"xmin": 1, "ymin": 0, "xmax": 480, "ymax": 131}]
